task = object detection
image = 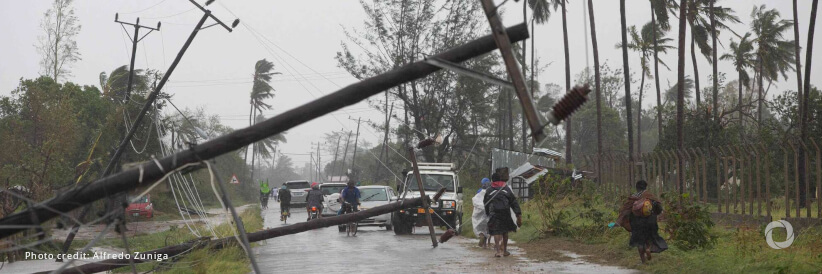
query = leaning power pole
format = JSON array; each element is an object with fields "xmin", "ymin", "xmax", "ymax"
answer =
[
  {"xmin": 348, "ymin": 117, "xmax": 362, "ymax": 173},
  {"xmin": 60, "ymin": 0, "xmax": 242, "ymax": 268},
  {"xmin": 115, "ymin": 14, "xmax": 160, "ymax": 102},
  {"xmin": 339, "ymin": 131, "xmax": 352, "ymax": 176},
  {"xmin": 331, "ymin": 133, "xmax": 342, "ymax": 178}
]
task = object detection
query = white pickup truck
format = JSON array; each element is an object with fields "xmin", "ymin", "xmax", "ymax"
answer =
[{"xmin": 393, "ymin": 163, "xmax": 463, "ymax": 235}]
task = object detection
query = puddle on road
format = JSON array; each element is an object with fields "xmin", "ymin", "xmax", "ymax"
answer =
[{"xmin": 254, "ymin": 205, "xmax": 636, "ymax": 273}]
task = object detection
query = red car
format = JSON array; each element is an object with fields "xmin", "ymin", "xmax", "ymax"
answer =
[{"xmin": 126, "ymin": 194, "xmax": 154, "ymax": 219}]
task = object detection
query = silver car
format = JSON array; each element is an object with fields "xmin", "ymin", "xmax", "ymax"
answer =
[{"xmin": 355, "ymin": 185, "xmax": 399, "ymax": 230}]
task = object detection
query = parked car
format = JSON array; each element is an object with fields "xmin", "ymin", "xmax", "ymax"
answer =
[
  {"xmin": 341, "ymin": 185, "xmax": 398, "ymax": 231},
  {"xmin": 126, "ymin": 194, "xmax": 153, "ymax": 219},
  {"xmin": 320, "ymin": 183, "xmax": 347, "ymax": 217},
  {"xmin": 285, "ymin": 180, "xmax": 311, "ymax": 207}
]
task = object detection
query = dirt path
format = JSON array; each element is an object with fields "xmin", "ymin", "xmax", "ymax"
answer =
[{"xmin": 51, "ymin": 204, "xmax": 253, "ymax": 241}]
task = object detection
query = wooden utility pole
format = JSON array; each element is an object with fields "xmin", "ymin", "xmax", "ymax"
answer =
[
  {"xmin": 408, "ymin": 144, "xmax": 438, "ymax": 247},
  {"xmin": 339, "ymin": 132, "xmax": 352, "ymax": 176},
  {"xmin": 316, "ymin": 143, "xmax": 322, "ymax": 183},
  {"xmin": 331, "ymin": 134, "xmax": 342, "ymax": 179},
  {"xmin": 349, "ymin": 117, "xmax": 362, "ymax": 173}
]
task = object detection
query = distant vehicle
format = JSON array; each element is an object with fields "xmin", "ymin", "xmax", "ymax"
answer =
[
  {"xmin": 394, "ymin": 163, "xmax": 463, "ymax": 235},
  {"xmin": 320, "ymin": 183, "xmax": 347, "ymax": 217},
  {"xmin": 285, "ymin": 180, "xmax": 311, "ymax": 206},
  {"xmin": 127, "ymin": 194, "xmax": 153, "ymax": 219},
  {"xmin": 349, "ymin": 185, "xmax": 397, "ymax": 230}
]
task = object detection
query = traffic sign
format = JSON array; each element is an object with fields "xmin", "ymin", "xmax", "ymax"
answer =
[{"xmin": 230, "ymin": 174, "xmax": 240, "ymax": 184}]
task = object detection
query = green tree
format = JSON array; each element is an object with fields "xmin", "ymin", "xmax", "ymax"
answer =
[
  {"xmin": 751, "ymin": 5, "xmax": 796, "ymax": 125},
  {"xmin": 36, "ymin": 0, "xmax": 81, "ymax": 82},
  {"xmin": 620, "ymin": 22, "xmax": 674, "ymax": 156},
  {"xmin": 246, "ymin": 59, "xmax": 279, "ymax": 183},
  {"xmin": 720, "ymin": 33, "xmax": 755, "ymax": 132},
  {"xmin": 650, "ymin": 0, "xmax": 670, "ymax": 142}
]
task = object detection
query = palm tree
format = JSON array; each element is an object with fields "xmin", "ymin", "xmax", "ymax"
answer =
[
  {"xmin": 751, "ymin": 5, "xmax": 796, "ymax": 125},
  {"xmin": 670, "ymin": 0, "xmax": 739, "ymax": 110},
  {"xmin": 247, "ymin": 59, "xmax": 279, "ymax": 182},
  {"xmin": 587, "ymin": 0, "xmax": 603, "ymax": 181},
  {"xmin": 800, "ymin": 0, "xmax": 819, "ymax": 208},
  {"xmin": 650, "ymin": 0, "xmax": 669, "ymax": 143},
  {"xmin": 250, "ymin": 113, "xmax": 287, "ymax": 183},
  {"xmin": 793, "ymin": 0, "xmax": 804, "ymax": 137},
  {"xmin": 720, "ymin": 33, "xmax": 755, "ymax": 131},
  {"xmin": 527, "ymin": 0, "xmax": 552, "ymax": 152},
  {"xmin": 620, "ymin": 22, "xmax": 674, "ymax": 156},
  {"xmin": 619, "ymin": 0, "xmax": 634, "ymax": 163},
  {"xmin": 99, "ymin": 65, "xmax": 148, "ymax": 100},
  {"xmin": 528, "ymin": 0, "xmax": 567, "ymax": 162},
  {"xmin": 675, "ymin": 0, "xmax": 688, "ymax": 194}
]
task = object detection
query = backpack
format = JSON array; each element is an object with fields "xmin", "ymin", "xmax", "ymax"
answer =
[
  {"xmin": 488, "ymin": 188, "xmax": 510, "ymax": 213},
  {"xmin": 632, "ymin": 198, "xmax": 653, "ymax": 217}
]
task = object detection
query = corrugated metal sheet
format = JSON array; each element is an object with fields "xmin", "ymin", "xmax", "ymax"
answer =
[{"xmin": 490, "ymin": 148, "xmax": 559, "ymax": 176}]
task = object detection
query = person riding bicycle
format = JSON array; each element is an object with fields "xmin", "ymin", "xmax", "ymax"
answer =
[
  {"xmin": 305, "ymin": 182, "xmax": 324, "ymax": 220},
  {"xmin": 339, "ymin": 180, "xmax": 361, "ymax": 214},
  {"xmin": 278, "ymin": 185, "xmax": 292, "ymax": 220},
  {"xmin": 260, "ymin": 179, "xmax": 272, "ymax": 209}
]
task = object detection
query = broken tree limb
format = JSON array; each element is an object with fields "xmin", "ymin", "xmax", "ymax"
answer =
[
  {"xmin": 40, "ymin": 189, "xmax": 443, "ymax": 274},
  {"xmin": 0, "ymin": 23, "xmax": 528, "ymax": 239}
]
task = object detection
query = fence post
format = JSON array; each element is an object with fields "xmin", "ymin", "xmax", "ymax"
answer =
[
  {"xmin": 790, "ymin": 140, "xmax": 800, "ymax": 218},
  {"xmin": 738, "ymin": 145, "xmax": 748, "ymax": 215},
  {"xmin": 714, "ymin": 147, "xmax": 722, "ymax": 212},
  {"xmin": 719, "ymin": 146, "xmax": 729, "ymax": 213},
  {"xmin": 728, "ymin": 146, "xmax": 738, "ymax": 213},
  {"xmin": 701, "ymin": 148, "xmax": 708, "ymax": 203},
  {"xmin": 688, "ymin": 148, "xmax": 699, "ymax": 200},
  {"xmin": 782, "ymin": 144, "xmax": 791, "ymax": 218},
  {"xmin": 812, "ymin": 139, "xmax": 821, "ymax": 219},
  {"xmin": 753, "ymin": 144, "xmax": 762, "ymax": 217},
  {"xmin": 800, "ymin": 140, "xmax": 812, "ymax": 218},
  {"xmin": 759, "ymin": 143, "xmax": 771, "ymax": 219}
]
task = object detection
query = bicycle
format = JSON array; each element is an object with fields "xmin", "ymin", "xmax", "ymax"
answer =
[
  {"xmin": 342, "ymin": 202, "xmax": 358, "ymax": 236},
  {"xmin": 280, "ymin": 206, "xmax": 290, "ymax": 224}
]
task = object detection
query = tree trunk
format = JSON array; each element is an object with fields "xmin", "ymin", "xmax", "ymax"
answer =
[
  {"xmin": 711, "ymin": 0, "xmax": 718, "ymax": 120},
  {"xmin": 677, "ymin": 0, "xmax": 688, "ymax": 194},
  {"xmin": 758, "ymin": 56, "xmax": 764, "ymax": 125},
  {"xmin": 794, "ymin": 0, "xmax": 805, "ymax": 126},
  {"xmin": 620, "ymin": 0, "xmax": 634, "ymax": 163},
  {"xmin": 531, "ymin": 18, "xmax": 536, "ymax": 151},
  {"xmin": 522, "ymin": 0, "xmax": 528, "ymax": 152},
  {"xmin": 652, "ymin": 2, "xmax": 663, "ymax": 142},
  {"xmin": 243, "ymin": 101, "xmax": 253, "ymax": 166},
  {"xmin": 638, "ymin": 73, "xmax": 645, "ymax": 156},
  {"xmin": 738, "ymin": 71, "xmax": 743, "ymax": 139},
  {"xmin": 691, "ymin": 29, "xmax": 701, "ymax": 110},
  {"xmin": 800, "ymin": 0, "xmax": 819, "ymax": 207},
  {"xmin": 562, "ymin": 0, "xmax": 572, "ymax": 164},
  {"xmin": 508, "ymin": 89, "xmax": 514, "ymax": 150},
  {"xmin": 588, "ymin": 0, "xmax": 603, "ymax": 182},
  {"xmin": 249, "ymin": 108, "xmax": 257, "ymax": 184}
]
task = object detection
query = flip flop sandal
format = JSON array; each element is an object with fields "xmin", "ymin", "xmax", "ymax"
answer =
[
  {"xmin": 494, "ymin": 253, "xmax": 502, "ymax": 258},
  {"xmin": 503, "ymin": 251, "xmax": 511, "ymax": 257}
]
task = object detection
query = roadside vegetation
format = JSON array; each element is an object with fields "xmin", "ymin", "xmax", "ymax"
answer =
[
  {"xmin": 491, "ymin": 175, "xmax": 822, "ymax": 273},
  {"xmin": 100, "ymin": 205, "xmax": 263, "ymax": 273}
]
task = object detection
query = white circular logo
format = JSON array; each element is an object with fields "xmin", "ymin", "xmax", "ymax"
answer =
[{"xmin": 764, "ymin": 220, "xmax": 795, "ymax": 249}]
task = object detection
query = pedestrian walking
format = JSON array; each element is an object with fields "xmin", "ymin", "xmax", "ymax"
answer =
[
  {"xmin": 484, "ymin": 173, "xmax": 521, "ymax": 257},
  {"xmin": 472, "ymin": 178, "xmax": 492, "ymax": 247},
  {"xmin": 617, "ymin": 180, "xmax": 667, "ymax": 264}
]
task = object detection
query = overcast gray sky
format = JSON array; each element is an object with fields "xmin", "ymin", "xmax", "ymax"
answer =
[{"xmin": 1, "ymin": 0, "xmax": 820, "ymax": 172}]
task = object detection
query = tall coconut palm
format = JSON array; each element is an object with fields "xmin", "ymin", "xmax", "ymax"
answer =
[
  {"xmin": 751, "ymin": 5, "xmax": 796, "ymax": 125},
  {"xmin": 650, "ymin": 0, "xmax": 669, "ymax": 143},
  {"xmin": 527, "ymin": 0, "xmax": 552, "ymax": 152},
  {"xmin": 587, "ymin": 0, "xmax": 603, "ymax": 181},
  {"xmin": 529, "ymin": 0, "xmax": 567, "ymax": 162},
  {"xmin": 99, "ymin": 65, "xmax": 148, "ymax": 100},
  {"xmin": 720, "ymin": 33, "xmax": 755, "ymax": 131},
  {"xmin": 800, "ymin": 0, "xmax": 819, "ymax": 208},
  {"xmin": 250, "ymin": 113, "xmax": 287, "ymax": 183},
  {"xmin": 246, "ymin": 59, "xmax": 279, "ymax": 182},
  {"xmin": 619, "ymin": 0, "xmax": 634, "ymax": 163},
  {"xmin": 670, "ymin": 0, "xmax": 739, "ymax": 110},
  {"xmin": 793, "ymin": 0, "xmax": 804, "ymax": 135},
  {"xmin": 620, "ymin": 22, "xmax": 674, "ymax": 156},
  {"xmin": 675, "ymin": 0, "xmax": 688, "ymax": 194}
]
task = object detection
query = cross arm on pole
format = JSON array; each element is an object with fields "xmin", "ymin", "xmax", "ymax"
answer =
[{"xmin": 188, "ymin": 0, "xmax": 240, "ymax": 32}]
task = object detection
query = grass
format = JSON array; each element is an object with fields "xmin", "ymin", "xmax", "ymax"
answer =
[
  {"xmin": 507, "ymin": 192, "xmax": 822, "ymax": 273},
  {"xmin": 98, "ymin": 205, "xmax": 264, "ymax": 273}
]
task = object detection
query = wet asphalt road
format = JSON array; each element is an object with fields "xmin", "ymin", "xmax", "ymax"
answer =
[{"xmin": 252, "ymin": 203, "xmax": 637, "ymax": 274}]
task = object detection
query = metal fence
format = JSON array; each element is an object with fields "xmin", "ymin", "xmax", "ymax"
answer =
[{"xmin": 585, "ymin": 140, "xmax": 822, "ymax": 221}]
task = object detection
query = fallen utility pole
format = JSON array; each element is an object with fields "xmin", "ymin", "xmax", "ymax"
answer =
[
  {"xmin": 408, "ymin": 139, "xmax": 439, "ymax": 247},
  {"xmin": 0, "ymin": 23, "xmax": 529, "ymax": 239},
  {"xmin": 479, "ymin": 0, "xmax": 544, "ymax": 142},
  {"xmin": 40, "ymin": 189, "xmax": 444, "ymax": 274},
  {"xmin": 59, "ymin": 7, "xmax": 236, "ymax": 259}
]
